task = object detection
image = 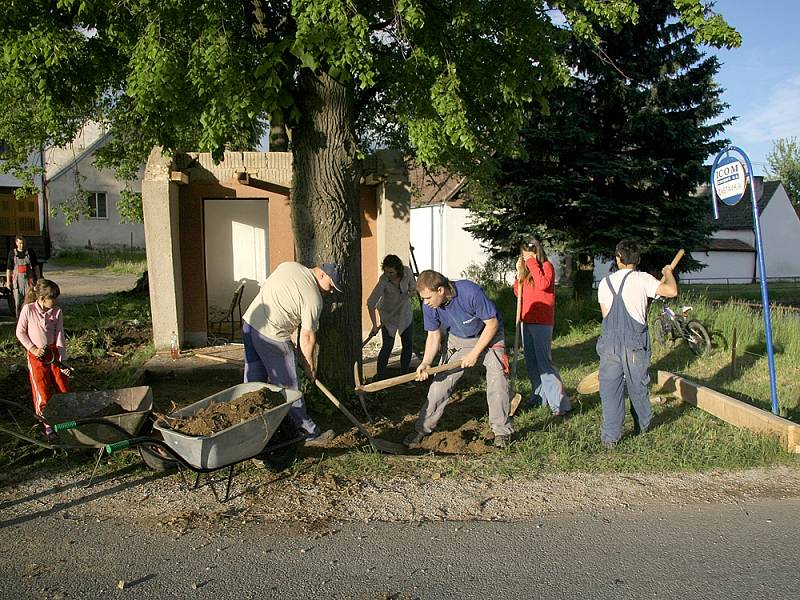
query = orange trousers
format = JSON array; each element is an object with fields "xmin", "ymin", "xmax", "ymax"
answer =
[{"xmin": 27, "ymin": 345, "xmax": 70, "ymax": 417}]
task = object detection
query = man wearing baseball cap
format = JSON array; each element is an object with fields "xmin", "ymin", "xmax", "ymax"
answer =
[{"xmin": 242, "ymin": 260, "xmax": 343, "ymax": 446}]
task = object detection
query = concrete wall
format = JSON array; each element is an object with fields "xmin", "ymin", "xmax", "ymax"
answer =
[
  {"xmin": 144, "ymin": 149, "xmax": 408, "ymax": 350},
  {"xmin": 360, "ymin": 187, "xmax": 379, "ymax": 332},
  {"xmin": 142, "ymin": 148, "xmax": 183, "ymax": 352},
  {"xmin": 178, "ymin": 181, "xmax": 292, "ymax": 347}
]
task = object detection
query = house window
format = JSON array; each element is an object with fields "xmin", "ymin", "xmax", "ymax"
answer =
[
  {"xmin": 87, "ymin": 192, "xmax": 108, "ymax": 219},
  {"xmin": 0, "ymin": 139, "xmax": 9, "ymax": 156}
]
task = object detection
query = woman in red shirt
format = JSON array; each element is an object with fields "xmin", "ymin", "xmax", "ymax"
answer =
[{"xmin": 512, "ymin": 238, "xmax": 571, "ymax": 416}]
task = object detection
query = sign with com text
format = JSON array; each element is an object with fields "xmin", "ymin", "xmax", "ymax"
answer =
[{"xmin": 712, "ymin": 156, "xmax": 748, "ymax": 206}]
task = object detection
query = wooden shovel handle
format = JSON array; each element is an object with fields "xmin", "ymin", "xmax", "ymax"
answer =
[
  {"xmin": 315, "ymin": 379, "xmax": 372, "ymax": 438},
  {"xmin": 664, "ymin": 249, "xmax": 685, "ymax": 281},
  {"xmin": 356, "ymin": 361, "xmax": 464, "ymax": 394}
]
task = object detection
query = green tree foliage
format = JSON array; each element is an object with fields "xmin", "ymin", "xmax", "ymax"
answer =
[
  {"xmin": 0, "ymin": 0, "xmax": 738, "ymax": 385},
  {"xmin": 767, "ymin": 137, "xmax": 800, "ymax": 208},
  {"xmin": 467, "ymin": 0, "xmax": 734, "ymax": 297}
]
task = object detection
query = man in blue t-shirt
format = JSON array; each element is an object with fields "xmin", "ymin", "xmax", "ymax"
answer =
[{"xmin": 404, "ymin": 270, "xmax": 513, "ymax": 448}]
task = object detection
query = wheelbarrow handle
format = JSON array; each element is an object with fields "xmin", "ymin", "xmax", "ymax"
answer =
[
  {"xmin": 53, "ymin": 420, "xmax": 77, "ymax": 433},
  {"xmin": 106, "ymin": 440, "xmax": 131, "ymax": 454}
]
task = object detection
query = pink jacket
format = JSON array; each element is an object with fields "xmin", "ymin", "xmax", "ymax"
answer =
[{"xmin": 16, "ymin": 302, "xmax": 67, "ymax": 361}]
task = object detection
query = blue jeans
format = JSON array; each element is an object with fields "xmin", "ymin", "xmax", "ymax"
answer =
[
  {"xmin": 242, "ymin": 323, "xmax": 319, "ymax": 436},
  {"xmin": 376, "ymin": 323, "xmax": 413, "ymax": 380},
  {"xmin": 521, "ymin": 323, "xmax": 570, "ymax": 414}
]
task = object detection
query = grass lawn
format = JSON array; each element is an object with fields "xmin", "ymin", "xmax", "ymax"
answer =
[
  {"xmin": 2, "ymin": 282, "xmax": 799, "ymax": 481},
  {"xmin": 310, "ymin": 285, "xmax": 800, "ymax": 479},
  {"xmin": 49, "ymin": 248, "xmax": 147, "ymax": 275}
]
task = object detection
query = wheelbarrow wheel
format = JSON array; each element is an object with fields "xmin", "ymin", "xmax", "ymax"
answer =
[
  {"xmin": 139, "ymin": 442, "xmax": 179, "ymax": 472},
  {"xmin": 254, "ymin": 417, "xmax": 299, "ymax": 473},
  {"xmin": 137, "ymin": 419, "xmax": 178, "ymax": 471}
]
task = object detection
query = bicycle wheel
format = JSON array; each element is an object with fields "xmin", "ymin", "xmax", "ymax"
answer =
[
  {"xmin": 685, "ymin": 320, "xmax": 711, "ymax": 357},
  {"xmin": 652, "ymin": 315, "xmax": 670, "ymax": 346}
]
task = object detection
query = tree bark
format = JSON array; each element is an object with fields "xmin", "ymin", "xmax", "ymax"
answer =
[
  {"xmin": 573, "ymin": 252, "xmax": 595, "ymax": 301},
  {"xmin": 291, "ymin": 69, "xmax": 361, "ymax": 395}
]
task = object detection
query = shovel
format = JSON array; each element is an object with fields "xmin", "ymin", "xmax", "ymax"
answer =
[
  {"xmin": 576, "ymin": 248, "xmax": 685, "ymax": 395},
  {"xmin": 314, "ymin": 379, "xmax": 405, "ymax": 455},
  {"xmin": 354, "ymin": 361, "xmax": 465, "ymax": 394},
  {"xmin": 508, "ymin": 280, "xmax": 524, "ymax": 416}
]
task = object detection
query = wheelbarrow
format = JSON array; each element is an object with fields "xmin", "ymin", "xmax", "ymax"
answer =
[
  {"xmin": 0, "ymin": 386, "xmax": 153, "ymax": 449},
  {"xmin": 105, "ymin": 382, "xmax": 306, "ymax": 501},
  {"xmin": 0, "ymin": 386, "xmax": 154, "ymax": 483}
]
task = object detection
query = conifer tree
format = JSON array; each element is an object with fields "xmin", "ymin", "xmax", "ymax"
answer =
[{"xmin": 468, "ymin": 0, "xmax": 732, "ymax": 298}]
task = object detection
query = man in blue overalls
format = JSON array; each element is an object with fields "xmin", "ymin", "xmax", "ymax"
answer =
[
  {"xmin": 406, "ymin": 269, "xmax": 513, "ymax": 448},
  {"xmin": 596, "ymin": 240, "xmax": 678, "ymax": 448}
]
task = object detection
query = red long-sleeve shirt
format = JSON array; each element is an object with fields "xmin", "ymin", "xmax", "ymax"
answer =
[{"xmin": 512, "ymin": 258, "xmax": 556, "ymax": 326}]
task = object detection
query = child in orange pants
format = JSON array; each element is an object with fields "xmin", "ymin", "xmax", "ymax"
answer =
[{"xmin": 15, "ymin": 279, "xmax": 70, "ymax": 420}]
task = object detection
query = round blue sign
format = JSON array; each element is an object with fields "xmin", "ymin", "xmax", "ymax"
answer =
[{"xmin": 712, "ymin": 156, "xmax": 748, "ymax": 206}]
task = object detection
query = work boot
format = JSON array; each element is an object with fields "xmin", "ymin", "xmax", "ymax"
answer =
[
  {"xmin": 304, "ymin": 429, "xmax": 335, "ymax": 447},
  {"xmin": 493, "ymin": 434, "xmax": 510, "ymax": 449},
  {"xmin": 403, "ymin": 431, "xmax": 427, "ymax": 447}
]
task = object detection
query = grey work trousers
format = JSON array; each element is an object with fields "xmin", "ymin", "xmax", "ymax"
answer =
[{"xmin": 415, "ymin": 333, "xmax": 512, "ymax": 437}]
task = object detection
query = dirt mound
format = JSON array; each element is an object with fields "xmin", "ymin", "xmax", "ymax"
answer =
[
  {"xmin": 416, "ymin": 418, "xmax": 495, "ymax": 454},
  {"xmin": 155, "ymin": 388, "xmax": 286, "ymax": 437}
]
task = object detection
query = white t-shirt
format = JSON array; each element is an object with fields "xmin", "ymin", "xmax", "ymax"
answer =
[
  {"xmin": 597, "ymin": 268, "xmax": 660, "ymax": 325},
  {"xmin": 366, "ymin": 266, "xmax": 416, "ymax": 336},
  {"xmin": 242, "ymin": 262, "xmax": 323, "ymax": 342}
]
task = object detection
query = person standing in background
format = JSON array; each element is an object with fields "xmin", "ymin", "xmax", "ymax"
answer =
[
  {"xmin": 6, "ymin": 235, "xmax": 39, "ymax": 318},
  {"xmin": 513, "ymin": 237, "xmax": 571, "ymax": 416},
  {"xmin": 366, "ymin": 254, "xmax": 416, "ymax": 380}
]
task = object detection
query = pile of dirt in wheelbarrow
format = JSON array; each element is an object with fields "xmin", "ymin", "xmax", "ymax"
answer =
[{"xmin": 155, "ymin": 388, "xmax": 286, "ymax": 437}]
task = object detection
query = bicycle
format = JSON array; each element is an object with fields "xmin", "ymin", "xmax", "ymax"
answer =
[{"xmin": 650, "ymin": 297, "xmax": 712, "ymax": 357}]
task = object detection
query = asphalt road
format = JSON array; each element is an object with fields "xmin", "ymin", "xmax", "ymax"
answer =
[{"xmin": 1, "ymin": 498, "xmax": 797, "ymax": 599}]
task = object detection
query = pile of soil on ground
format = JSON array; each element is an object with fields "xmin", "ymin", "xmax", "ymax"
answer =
[{"xmin": 155, "ymin": 388, "xmax": 286, "ymax": 437}]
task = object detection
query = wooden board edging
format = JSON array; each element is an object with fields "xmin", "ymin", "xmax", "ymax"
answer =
[{"xmin": 656, "ymin": 370, "xmax": 800, "ymax": 454}]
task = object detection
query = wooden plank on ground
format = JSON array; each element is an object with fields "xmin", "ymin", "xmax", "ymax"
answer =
[
  {"xmin": 194, "ymin": 352, "xmax": 244, "ymax": 365},
  {"xmin": 657, "ymin": 370, "xmax": 800, "ymax": 453}
]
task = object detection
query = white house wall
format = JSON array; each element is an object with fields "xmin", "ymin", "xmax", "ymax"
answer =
[
  {"xmin": 410, "ymin": 205, "xmax": 490, "ymax": 279},
  {"xmin": 410, "ymin": 204, "xmax": 443, "ymax": 273},
  {"xmin": 759, "ymin": 186, "xmax": 800, "ymax": 278},
  {"xmin": 686, "ymin": 251, "xmax": 755, "ymax": 283},
  {"xmin": 48, "ymin": 158, "xmax": 145, "ymax": 249},
  {"xmin": 444, "ymin": 206, "xmax": 490, "ymax": 278}
]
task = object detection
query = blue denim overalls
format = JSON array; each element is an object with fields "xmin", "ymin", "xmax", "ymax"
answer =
[{"xmin": 596, "ymin": 271, "xmax": 652, "ymax": 445}]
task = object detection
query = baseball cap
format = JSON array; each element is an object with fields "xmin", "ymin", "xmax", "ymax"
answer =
[{"xmin": 321, "ymin": 263, "xmax": 343, "ymax": 292}]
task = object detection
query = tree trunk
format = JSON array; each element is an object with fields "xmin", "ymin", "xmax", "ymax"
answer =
[
  {"xmin": 572, "ymin": 252, "xmax": 595, "ymax": 301},
  {"xmin": 291, "ymin": 69, "xmax": 361, "ymax": 395}
]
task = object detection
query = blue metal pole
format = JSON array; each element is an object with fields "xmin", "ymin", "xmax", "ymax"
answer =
[{"xmin": 729, "ymin": 146, "xmax": 780, "ymax": 414}]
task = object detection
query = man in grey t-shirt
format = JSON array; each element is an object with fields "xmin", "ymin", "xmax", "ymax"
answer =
[{"xmin": 242, "ymin": 261, "xmax": 342, "ymax": 445}]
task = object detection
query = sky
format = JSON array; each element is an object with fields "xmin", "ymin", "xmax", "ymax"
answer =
[{"xmin": 707, "ymin": 0, "xmax": 800, "ymax": 175}]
